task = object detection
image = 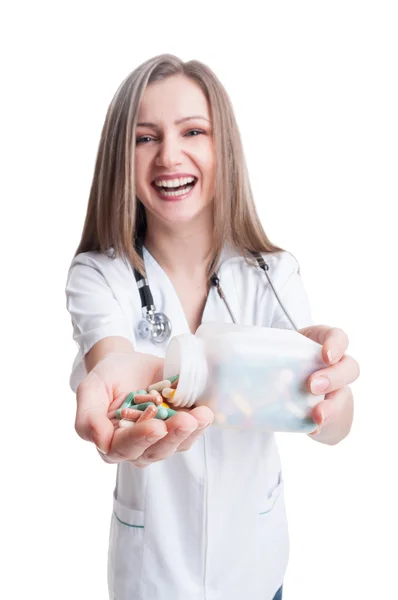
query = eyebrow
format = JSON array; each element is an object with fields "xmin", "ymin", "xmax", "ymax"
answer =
[{"xmin": 136, "ymin": 116, "xmax": 210, "ymax": 128}]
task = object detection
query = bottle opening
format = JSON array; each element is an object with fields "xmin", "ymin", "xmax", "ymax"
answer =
[{"xmin": 164, "ymin": 333, "xmax": 200, "ymax": 408}]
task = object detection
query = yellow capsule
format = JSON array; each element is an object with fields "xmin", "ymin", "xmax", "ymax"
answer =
[
  {"xmin": 161, "ymin": 401, "xmax": 171, "ymax": 409},
  {"xmin": 162, "ymin": 387, "xmax": 175, "ymax": 399},
  {"xmin": 231, "ymin": 393, "xmax": 253, "ymax": 416}
]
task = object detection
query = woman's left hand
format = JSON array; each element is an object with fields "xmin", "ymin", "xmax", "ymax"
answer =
[{"xmin": 298, "ymin": 325, "xmax": 360, "ymax": 444}]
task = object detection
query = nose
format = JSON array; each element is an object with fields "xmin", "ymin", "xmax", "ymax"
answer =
[{"xmin": 155, "ymin": 133, "xmax": 182, "ymax": 168}]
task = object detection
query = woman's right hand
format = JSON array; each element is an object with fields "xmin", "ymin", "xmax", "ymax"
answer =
[{"xmin": 75, "ymin": 352, "xmax": 214, "ymax": 467}]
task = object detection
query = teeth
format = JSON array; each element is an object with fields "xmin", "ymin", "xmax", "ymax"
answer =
[
  {"xmin": 154, "ymin": 176, "xmax": 195, "ymax": 188},
  {"xmin": 159, "ymin": 186, "xmax": 193, "ymax": 197}
]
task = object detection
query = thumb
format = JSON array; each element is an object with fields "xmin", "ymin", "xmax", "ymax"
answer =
[{"xmin": 75, "ymin": 373, "xmax": 114, "ymax": 454}]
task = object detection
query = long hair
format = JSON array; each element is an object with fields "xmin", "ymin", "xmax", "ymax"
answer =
[{"xmin": 75, "ymin": 54, "xmax": 284, "ymax": 275}]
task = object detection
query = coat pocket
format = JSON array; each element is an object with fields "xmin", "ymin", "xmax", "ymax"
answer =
[
  {"xmin": 259, "ymin": 471, "xmax": 283, "ymax": 515},
  {"xmin": 254, "ymin": 472, "xmax": 288, "ymax": 596},
  {"xmin": 108, "ymin": 495, "xmax": 145, "ymax": 600}
]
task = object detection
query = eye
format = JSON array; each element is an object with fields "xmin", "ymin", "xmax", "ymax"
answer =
[
  {"xmin": 136, "ymin": 135, "xmax": 155, "ymax": 144},
  {"xmin": 184, "ymin": 129, "xmax": 205, "ymax": 137}
]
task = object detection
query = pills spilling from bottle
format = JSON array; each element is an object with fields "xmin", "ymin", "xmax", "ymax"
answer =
[{"xmin": 117, "ymin": 376, "xmax": 179, "ymax": 428}]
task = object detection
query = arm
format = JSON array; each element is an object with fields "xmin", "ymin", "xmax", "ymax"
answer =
[
  {"xmin": 84, "ymin": 335, "xmax": 163, "ymax": 383},
  {"xmin": 66, "ymin": 255, "xmax": 213, "ymax": 465}
]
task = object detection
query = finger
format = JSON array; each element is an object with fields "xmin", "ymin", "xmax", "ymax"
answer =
[
  {"xmin": 299, "ymin": 325, "xmax": 349, "ymax": 364},
  {"xmin": 111, "ymin": 419, "xmax": 168, "ymax": 462},
  {"xmin": 176, "ymin": 406, "xmax": 215, "ymax": 451},
  {"xmin": 308, "ymin": 354, "xmax": 360, "ymax": 395},
  {"xmin": 310, "ymin": 386, "xmax": 353, "ymax": 431},
  {"xmin": 321, "ymin": 327, "xmax": 350, "ymax": 365},
  {"xmin": 75, "ymin": 373, "xmax": 114, "ymax": 454},
  {"xmin": 135, "ymin": 411, "xmax": 200, "ymax": 466}
]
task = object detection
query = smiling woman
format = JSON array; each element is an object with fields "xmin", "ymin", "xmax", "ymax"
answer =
[{"xmin": 66, "ymin": 53, "xmax": 358, "ymax": 600}]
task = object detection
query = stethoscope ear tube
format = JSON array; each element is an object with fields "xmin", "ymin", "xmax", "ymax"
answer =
[{"xmin": 251, "ymin": 251, "xmax": 298, "ymax": 331}]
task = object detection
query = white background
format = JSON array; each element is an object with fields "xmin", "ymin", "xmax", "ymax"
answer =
[{"xmin": 1, "ymin": 1, "xmax": 397, "ymax": 598}]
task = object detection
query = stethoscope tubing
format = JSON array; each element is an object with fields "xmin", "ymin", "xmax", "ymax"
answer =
[{"xmin": 133, "ymin": 249, "xmax": 298, "ymax": 343}]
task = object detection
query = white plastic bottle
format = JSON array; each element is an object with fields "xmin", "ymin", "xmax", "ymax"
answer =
[{"xmin": 163, "ymin": 322, "xmax": 326, "ymax": 433}]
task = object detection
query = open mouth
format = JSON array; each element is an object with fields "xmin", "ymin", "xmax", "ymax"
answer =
[{"xmin": 152, "ymin": 176, "xmax": 198, "ymax": 198}]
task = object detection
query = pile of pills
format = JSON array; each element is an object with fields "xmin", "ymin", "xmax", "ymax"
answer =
[{"xmin": 118, "ymin": 375, "xmax": 179, "ymax": 429}]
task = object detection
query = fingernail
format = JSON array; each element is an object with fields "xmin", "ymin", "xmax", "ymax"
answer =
[
  {"xmin": 198, "ymin": 421, "xmax": 210, "ymax": 430},
  {"xmin": 146, "ymin": 432, "xmax": 167, "ymax": 443},
  {"xmin": 327, "ymin": 349, "xmax": 333, "ymax": 363},
  {"xmin": 96, "ymin": 446, "xmax": 108, "ymax": 455},
  {"xmin": 176, "ymin": 428, "xmax": 196, "ymax": 436},
  {"xmin": 310, "ymin": 376, "xmax": 329, "ymax": 394},
  {"xmin": 310, "ymin": 426, "xmax": 321, "ymax": 436}
]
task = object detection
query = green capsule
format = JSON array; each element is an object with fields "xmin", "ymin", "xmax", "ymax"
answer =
[
  {"xmin": 134, "ymin": 402, "xmax": 156, "ymax": 411},
  {"xmin": 168, "ymin": 375, "xmax": 179, "ymax": 384},
  {"xmin": 116, "ymin": 392, "xmax": 138, "ymax": 419},
  {"xmin": 155, "ymin": 407, "xmax": 169, "ymax": 420},
  {"xmin": 165, "ymin": 407, "xmax": 177, "ymax": 418}
]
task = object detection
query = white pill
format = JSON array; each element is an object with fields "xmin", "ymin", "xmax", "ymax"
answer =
[
  {"xmin": 119, "ymin": 419, "xmax": 135, "ymax": 429},
  {"xmin": 148, "ymin": 379, "xmax": 171, "ymax": 392},
  {"xmin": 161, "ymin": 387, "xmax": 176, "ymax": 399}
]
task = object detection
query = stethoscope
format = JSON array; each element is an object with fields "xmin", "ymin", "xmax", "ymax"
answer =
[{"xmin": 133, "ymin": 247, "xmax": 298, "ymax": 344}]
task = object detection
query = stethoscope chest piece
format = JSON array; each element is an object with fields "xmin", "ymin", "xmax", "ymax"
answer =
[{"xmin": 137, "ymin": 310, "xmax": 172, "ymax": 344}]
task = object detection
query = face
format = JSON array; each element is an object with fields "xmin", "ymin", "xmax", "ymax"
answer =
[{"xmin": 134, "ymin": 75, "xmax": 215, "ymax": 227}]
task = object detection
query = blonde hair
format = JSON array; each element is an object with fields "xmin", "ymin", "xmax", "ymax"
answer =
[{"xmin": 75, "ymin": 53, "xmax": 284, "ymax": 275}]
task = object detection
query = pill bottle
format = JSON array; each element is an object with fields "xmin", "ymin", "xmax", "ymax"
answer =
[{"xmin": 163, "ymin": 322, "xmax": 327, "ymax": 433}]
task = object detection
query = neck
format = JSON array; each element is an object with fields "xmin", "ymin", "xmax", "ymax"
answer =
[{"xmin": 144, "ymin": 209, "xmax": 214, "ymax": 278}]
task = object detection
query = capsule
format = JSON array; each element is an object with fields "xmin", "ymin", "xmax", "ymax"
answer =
[
  {"xmin": 116, "ymin": 391, "xmax": 139, "ymax": 419},
  {"xmin": 119, "ymin": 419, "xmax": 135, "ymax": 429},
  {"xmin": 149, "ymin": 389, "xmax": 163, "ymax": 405},
  {"xmin": 135, "ymin": 402, "xmax": 157, "ymax": 411},
  {"xmin": 148, "ymin": 380, "xmax": 171, "ymax": 392},
  {"xmin": 120, "ymin": 408, "xmax": 142, "ymax": 420},
  {"xmin": 161, "ymin": 388, "xmax": 175, "ymax": 399},
  {"xmin": 155, "ymin": 407, "xmax": 169, "ymax": 420},
  {"xmin": 231, "ymin": 393, "xmax": 253, "ymax": 416},
  {"xmin": 137, "ymin": 404, "xmax": 158, "ymax": 423},
  {"xmin": 165, "ymin": 407, "xmax": 177, "ymax": 418},
  {"xmin": 134, "ymin": 393, "xmax": 158, "ymax": 404}
]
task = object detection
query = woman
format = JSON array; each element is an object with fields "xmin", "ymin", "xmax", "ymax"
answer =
[{"xmin": 66, "ymin": 54, "xmax": 359, "ymax": 600}]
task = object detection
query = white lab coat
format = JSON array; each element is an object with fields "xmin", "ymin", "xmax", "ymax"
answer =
[{"xmin": 66, "ymin": 245, "xmax": 314, "ymax": 600}]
